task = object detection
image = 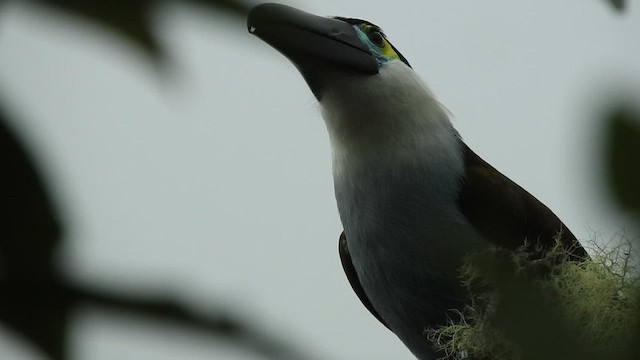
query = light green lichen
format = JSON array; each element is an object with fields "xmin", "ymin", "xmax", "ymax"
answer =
[{"xmin": 425, "ymin": 238, "xmax": 640, "ymax": 360}]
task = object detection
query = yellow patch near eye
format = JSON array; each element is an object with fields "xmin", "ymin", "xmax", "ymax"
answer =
[
  {"xmin": 362, "ymin": 24, "xmax": 400, "ymax": 61},
  {"xmin": 380, "ymin": 38, "xmax": 400, "ymax": 60}
]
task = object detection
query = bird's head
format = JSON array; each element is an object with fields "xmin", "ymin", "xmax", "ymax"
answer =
[
  {"xmin": 248, "ymin": 3, "xmax": 411, "ymax": 100},
  {"xmin": 248, "ymin": 4, "xmax": 456, "ymax": 167}
]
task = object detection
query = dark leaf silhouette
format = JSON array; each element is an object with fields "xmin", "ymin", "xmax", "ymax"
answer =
[
  {"xmin": 603, "ymin": 105, "xmax": 640, "ymax": 357},
  {"xmin": 1, "ymin": 102, "xmax": 67, "ymax": 359},
  {"xmin": 40, "ymin": 1, "xmax": 161, "ymax": 58},
  {"xmin": 605, "ymin": 106, "xmax": 640, "ymax": 215},
  {"xmin": 190, "ymin": 0, "xmax": 254, "ymax": 15},
  {"xmin": 37, "ymin": 0, "xmax": 255, "ymax": 61},
  {"xmin": 462, "ymin": 246, "xmax": 640, "ymax": 360},
  {"xmin": 465, "ymin": 250, "xmax": 588, "ymax": 360},
  {"xmin": 0, "ymin": 105, "xmax": 314, "ymax": 360},
  {"xmin": 607, "ymin": 0, "xmax": 625, "ymax": 11}
]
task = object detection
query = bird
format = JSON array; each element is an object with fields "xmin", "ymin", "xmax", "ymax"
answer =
[{"xmin": 247, "ymin": 4, "xmax": 588, "ymax": 359}]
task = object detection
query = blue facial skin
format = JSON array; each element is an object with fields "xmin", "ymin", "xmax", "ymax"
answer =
[{"xmin": 353, "ymin": 25, "xmax": 393, "ymax": 66}]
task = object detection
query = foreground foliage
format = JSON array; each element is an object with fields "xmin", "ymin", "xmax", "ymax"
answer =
[{"xmin": 425, "ymin": 239, "xmax": 640, "ymax": 360}]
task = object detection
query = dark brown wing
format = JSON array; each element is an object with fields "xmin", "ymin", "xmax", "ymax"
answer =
[
  {"xmin": 338, "ymin": 232, "xmax": 389, "ymax": 329},
  {"xmin": 458, "ymin": 145, "xmax": 588, "ymax": 260}
]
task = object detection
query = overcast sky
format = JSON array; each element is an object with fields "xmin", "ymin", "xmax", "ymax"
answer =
[{"xmin": 1, "ymin": 1, "xmax": 639, "ymax": 359}]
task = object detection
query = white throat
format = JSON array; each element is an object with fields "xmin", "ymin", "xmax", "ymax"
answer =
[
  {"xmin": 319, "ymin": 61, "xmax": 463, "ymax": 180},
  {"xmin": 321, "ymin": 61, "xmax": 479, "ymax": 359},
  {"xmin": 317, "ymin": 61, "xmax": 479, "ymax": 359},
  {"xmin": 318, "ymin": 60, "xmax": 473, "ymax": 270}
]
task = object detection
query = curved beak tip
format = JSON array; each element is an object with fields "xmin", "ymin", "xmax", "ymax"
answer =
[
  {"xmin": 247, "ymin": 3, "xmax": 302, "ymax": 36},
  {"xmin": 247, "ymin": 3, "xmax": 379, "ymax": 81}
]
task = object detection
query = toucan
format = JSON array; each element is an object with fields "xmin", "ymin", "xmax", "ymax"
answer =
[{"xmin": 248, "ymin": 4, "xmax": 587, "ymax": 359}]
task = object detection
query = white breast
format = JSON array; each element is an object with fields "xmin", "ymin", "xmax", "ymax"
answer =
[{"xmin": 319, "ymin": 61, "xmax": 486, "ymax": 359}]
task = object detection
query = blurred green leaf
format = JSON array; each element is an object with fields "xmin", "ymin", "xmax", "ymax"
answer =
[
  {"xmin": 190, "ymin": 0, "xmax": 253, "ymax": 15},
  {"xmin": 0, "ymin": 104, "xmax": 62, "ymax": 281},
  {"xmin": 605, "ymin": 106, "xmax": 640, "ymax": 215},
  {"xmin": 37, "ymin": 0, "xmax": 254, "ymax": 61},
  {"xmin": 40, "ymin": 1, "xmax": 161, "ymax": 58},
  {"xmin": 467, "ymin": 250, "xmax": 589, "ymax": 360},
  {"xmin": 0, "ymin": 101, "xmax": 69, "ymax": 359},
  {"xmin": 0, "ymin": 100, "xmax": 316, "ymax": 359},
  {"xmin": 462, "ymin": 247, "xmax": 640, "ymax": 360},
  {"xmin": 607, "ymin": 0, "xmax": 625, "ymax": 11}
]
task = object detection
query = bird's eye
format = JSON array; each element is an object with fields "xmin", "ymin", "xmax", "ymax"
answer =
[{"xmin": 367, "ymin": 30, "xmax": 385, "ymax": 48}]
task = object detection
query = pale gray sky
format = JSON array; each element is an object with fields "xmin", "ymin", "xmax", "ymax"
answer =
[{"xmin": 1, "ymin": 1, "xmax": 639, "ymax": 359}]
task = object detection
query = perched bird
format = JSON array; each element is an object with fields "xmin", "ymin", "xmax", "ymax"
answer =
[{"xmin": 248, "ymin": 4, "xmax": 587, "ymax": 359}]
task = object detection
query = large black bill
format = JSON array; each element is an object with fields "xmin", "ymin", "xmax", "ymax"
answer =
[{"xmin": 247, "ymin": 3, "xmax": 378, "ymax": 75}]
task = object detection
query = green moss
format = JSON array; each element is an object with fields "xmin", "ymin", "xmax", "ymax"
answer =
[{"xmin": 425, "ymin": 239, "xmax": 640, "ymax": 360}]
